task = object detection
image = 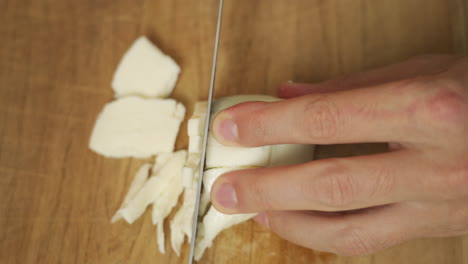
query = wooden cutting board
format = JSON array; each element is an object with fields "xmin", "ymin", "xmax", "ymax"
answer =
[{"xmin": 1, "ymin": 0, "xmax": 467, "ymax": 263}]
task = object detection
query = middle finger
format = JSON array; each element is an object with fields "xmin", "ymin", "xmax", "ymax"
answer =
[{"xmin": 211, "ymin": 150, "xmax": 435, "ymax": 213}]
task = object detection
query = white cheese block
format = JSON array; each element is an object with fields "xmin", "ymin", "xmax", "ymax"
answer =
[
  {"xmin": 89, "ymin": 96, "xmax": 185, "ymax": 158},
  {"xmin": 111, "ymin": 36, "xmax": 180, "ymax": 98},
  {"xmin": 188, "ymin": 135, "xmax": 203, "ymax": 153}
]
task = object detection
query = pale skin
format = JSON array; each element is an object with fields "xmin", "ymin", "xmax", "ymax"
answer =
[{"xmin": 209, "ymin": 55, "xmax": 468, "ymax": 256}]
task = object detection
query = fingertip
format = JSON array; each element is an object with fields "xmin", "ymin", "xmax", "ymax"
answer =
[{"xmin": 216, "ymin": 118, "xmax": 239, "ymax": 142}]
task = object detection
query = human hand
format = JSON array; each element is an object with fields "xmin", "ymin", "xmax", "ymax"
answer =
[{"xmin": 210, "ymin": 55, "xmax": 468, "ymax": 256}]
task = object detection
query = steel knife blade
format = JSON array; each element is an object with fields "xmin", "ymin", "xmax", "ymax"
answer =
[{"xmin": 187, "ymin": 0, "xmax": 224, "ymax": 263}]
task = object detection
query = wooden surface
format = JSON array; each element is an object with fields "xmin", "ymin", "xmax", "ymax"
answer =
[{"xmin": 1, "ymin": 0, "xmax": 467, "ymax": 263}]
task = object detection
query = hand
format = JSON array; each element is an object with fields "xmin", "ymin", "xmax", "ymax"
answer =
[{"xmin": 209, "ymin": 55, "xmax": 468, "ymax": 256}]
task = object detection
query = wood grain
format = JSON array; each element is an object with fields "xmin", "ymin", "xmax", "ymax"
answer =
[{"xmin": 0, "ymin": 0, "xmax": 466, "ymax": 263}]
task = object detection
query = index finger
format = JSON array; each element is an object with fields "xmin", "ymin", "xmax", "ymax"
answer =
[{"xmin": 212, "ymin": 78, "xmax": 429, "ymax": 147}]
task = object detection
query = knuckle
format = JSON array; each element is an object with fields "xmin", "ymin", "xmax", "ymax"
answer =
[
  {"xmin": 247, "ymin": 103, "xmax": 272, "ymax": 141},
  {"xmin": 447, "ymin": 163, "xmax": 468, "ymax": 196},
  {"xmin": 301, "ymin": 96, "xmax": 341, "ymax": 142},
  {"xmin": 450, "ymin": 207, "xmax": 468, "ymax": 231},
  {"xmin": 369, "ymin": 166, "xmax": 396, "ymax": 198},
  {"xmin": 333, "ymin": 227, "xmax": 377, "ymax": 256},
  {"xmin": 416, "ymin": 79, "xmax": 467, "ymax": 128},
  {"xmin": 312, "ymin": 160, "xmax": 356, "ymax": 209},
  {"xmin": 309, "ymin": 159, "xmax": 395, "ymax": 210}
]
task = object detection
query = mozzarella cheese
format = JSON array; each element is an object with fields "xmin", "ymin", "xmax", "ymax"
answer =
[
  {"xmin": 112, "ymin": 36, "xmax": 180, "ymax": 98},
  {"xmin": 111, "ymin": 163, "xmax": 152, "ymax": 223},
  {"xmin": 89, "ymin": 96, "xmax": 185, "ymax": 158},
  {"xmin": 151, "ymin": 150, "xmax": 187, "ymax": 253}
]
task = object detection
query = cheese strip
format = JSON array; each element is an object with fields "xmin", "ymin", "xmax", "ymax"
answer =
[
  {"xmin": 111, "ymin": 163, "xmax": 152, "ymax": 223},
  {"xmin": 151, "ymin": 150, "xmax": 187, "ymax": 253}
]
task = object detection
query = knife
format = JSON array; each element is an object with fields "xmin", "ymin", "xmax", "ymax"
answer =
[{"xmin": 187, "ymin": 0, "xmax": 224, "ymax": 263}]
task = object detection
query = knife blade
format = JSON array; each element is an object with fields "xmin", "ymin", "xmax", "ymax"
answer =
[{"xmin": 187, "ymin": 0, "xmax": 224, "ymax": 263}]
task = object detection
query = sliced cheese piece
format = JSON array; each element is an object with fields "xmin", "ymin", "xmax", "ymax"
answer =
[
  {"xmin": 89, "ymin": 96, "xmax": 185, "ymax": 158},
  {"xmin": 113, "ymin": 151, "xmax": 185, "ymax": 224},
  {"xmin": 150, "ymin": 150, "xmax": 187, "ymax": 253},
  {"xmin": 182, "ymin": 153, "xmax": 201, "ymax": 188},
  {"xmin": 112, "ymin": 36, "xmax": 181, "ymax": 98},
  {"xmin": 194, "ymin": 207, "xmax": 256, "ymax": 261},
  {"xmin": 111, "ymin": 163, "xmax": 152, "ymax": 223},
  {"xmin": 187, "ymin": 101, "xmax": 208, "ymax": 137},
  {"xmin": 188, "ymin": 135, "xmax": 203, "ymax": 153},
  {"xmin": 170, "ymin": 181, "xmax": 197, "ymax": 256},
  {"xmin": 152, "ymin": 153, "xmax": 173, "ymax": 175},
  {"xmin": 157, "ymin": 223, "xmax": 165, "ymax": 254},
  {"xmin": 182, "ymin": 167, "xmax": 198, "ymax": 190},
  {"xmin": 114, "ymin": 175, "xmax": 162, "ymax": 224},
  {"xmin": 188, "ymin": 118, "xmax": 205, "ymax": 137}
]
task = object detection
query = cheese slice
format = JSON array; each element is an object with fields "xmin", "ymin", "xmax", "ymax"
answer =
[
  {"xmin": 150, "ymin": 150, "xmax": 187, "ymax": 253},
  {"xmin": 89, "ymin": 96, "xmax": 185, "ymax": 158},
  {"xmin": 111, "ymin": 163, "xmax": 152, "ymax": 223},
  {"xmin": 111, "ymin": 36, "xmax": 180, "ymax": 98},
  {"xmin": 170, "ymin": 180, "xmax": 198, "ymax": 256}
]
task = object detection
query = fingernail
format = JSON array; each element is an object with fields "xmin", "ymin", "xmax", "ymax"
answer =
[
  {"xmin": 217, "ymin": 118, "xmax": 238, "ymax": 142},
  {"xmin": 214, "ymin": 182, "xmax": 238, "ymax": 209},
  {"xmin": 254, "ymin": 212, "xmax": 269, "ymax": 228}
]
